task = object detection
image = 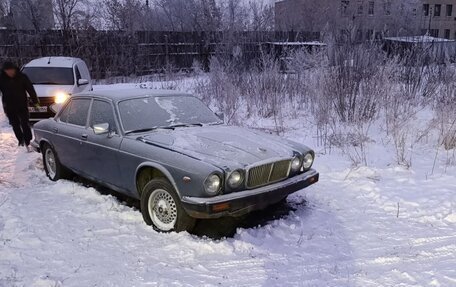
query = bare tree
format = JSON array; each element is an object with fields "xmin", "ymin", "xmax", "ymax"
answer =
[
  {"xmin": 103, "ymin": 0, "xmax": 145, "ymax": 31},
  {"xmin": 153, "ymin": 0, "xmax": 221, "ymax": 31},
  {"xmin": 221, "ymin": 0, "xmax": 247, "ymax": 31},
  {"xmin": 53, "ymin": 0, "xmax": 83, "ymax": 31},
  {"xmin": 10, "ymin": 0, "xmax": 54, "ymax": 30},
  {"xmin": 248, "ymin": 0, "xmax": 274, "ymax": 31},
  {"xmin": 0, "ymin": 0, "xmax": 9, "ymax": 16}
]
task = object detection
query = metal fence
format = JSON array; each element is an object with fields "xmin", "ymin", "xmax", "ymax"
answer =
[{"xmin": 0, "ymin": 30, "xmax": 319, "ymax": 79}]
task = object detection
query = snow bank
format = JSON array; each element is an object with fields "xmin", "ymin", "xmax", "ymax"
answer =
[{"xmin": 0, "ymin": 86, "xmax": 455, "ymax": 286}]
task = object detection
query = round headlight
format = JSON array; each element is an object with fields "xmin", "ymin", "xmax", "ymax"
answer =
[
  {"xmin": 303, "ymin": 153, "xmax": 314, "ymax": 170},
  {"xmin": 227, "ymin": 170, "xmax": 243, "ymax": 188},
  {"xmin": 54, "ymin": 92, "xmax": 69, "ymax": 104},
  {"xmin": 291, "ymin": 157, "xmax": 302, "ymax": 171},
  {"xmin": 204, "ymin": 174, "xmax": 221, "ymax": 195}
]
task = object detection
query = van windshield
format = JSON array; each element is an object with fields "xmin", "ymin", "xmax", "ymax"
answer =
[{"xmin": 22, "ymin": 67, "xmax": 74, "ymax": 85}]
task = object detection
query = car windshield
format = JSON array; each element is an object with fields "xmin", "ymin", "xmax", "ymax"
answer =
[
  {"xmin": 119, "ymin": 95, "xmax": 222, "ymax": 133},
  {"xmin": 22, "ymin": 67, "xmax": 74, "ymax": 85}
]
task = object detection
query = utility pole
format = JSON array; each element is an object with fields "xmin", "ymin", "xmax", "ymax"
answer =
[{"xmin": 428, "ymin": 7, "xmax": 433, "ymax": 35}]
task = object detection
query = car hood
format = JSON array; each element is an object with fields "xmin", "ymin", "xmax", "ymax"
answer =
[
  {"xmin": 136, "ymin": 125, "xmax": 308, "ymax": 168},
  {"xmin": 34, "ymin": 85, "xmax": 74, "ymax": 98}
]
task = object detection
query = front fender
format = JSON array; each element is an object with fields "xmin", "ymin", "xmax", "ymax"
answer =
[{"xmin": 135, "ymin": 161, "xmax": 183, "ymax": 198}]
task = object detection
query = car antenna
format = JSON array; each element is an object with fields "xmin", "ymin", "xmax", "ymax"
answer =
[{"xmin": 47, "ymin": 56, "xmax": 51, "ymax": 64}]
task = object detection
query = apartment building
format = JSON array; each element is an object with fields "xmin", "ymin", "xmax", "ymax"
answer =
[
  {"xmin": 421, "ymin": 1, "xmax": 456, "ymax": 39},
  {"xmin": 275, "ymin": 0, "xmax": 456, "ymax": 40}
]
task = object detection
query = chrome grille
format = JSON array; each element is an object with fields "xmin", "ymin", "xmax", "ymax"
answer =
[
  {"xmin": 270, "ymin": 160, "xmax": 291, "ymax": 182},
  {"xmin": 247, "ymin": 159, "xmax": 291, "ymax": 189},
  {"xmin": 35, "ymin": 97, "xmax": 54, "ymax": 107}
]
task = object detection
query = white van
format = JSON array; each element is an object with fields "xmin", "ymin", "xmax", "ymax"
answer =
[{"xmin": 21, "ymin": 57, "xmax": 92, "ymax": 121}]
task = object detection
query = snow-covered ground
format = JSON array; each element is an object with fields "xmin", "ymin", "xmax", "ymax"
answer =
[{"xmin": 0, "ymin": 83, "xmax": 455, "ymax": 287}]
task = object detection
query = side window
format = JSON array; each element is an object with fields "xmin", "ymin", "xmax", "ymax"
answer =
[
  {"xmin": 67, "ymin": 98, "xmax": 91, "ymax": 126},
  {"xmin": 59, "ymin": 101, "xmax": 72, "ymax": 123},
  {"xmin": 90, "ymin": 100, "xmax": 117, "ymax": 133},
  {"xmin": 75, "ymin": 65, "xmax": 82, "ymax": 81}
]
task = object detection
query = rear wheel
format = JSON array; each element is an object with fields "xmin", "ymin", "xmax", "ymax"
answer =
[
  {"xmin": 42, "ymin": 144, "xmax": 67, "ymax": 181},
  {"xmin": 140, "ymin": 179, "xmax": 196, "ymax": 233}
]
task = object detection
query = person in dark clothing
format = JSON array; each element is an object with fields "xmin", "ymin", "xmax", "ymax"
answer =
[{"xmin": 0, "ymin": 61, "xmax": 40, "ymax": 148}]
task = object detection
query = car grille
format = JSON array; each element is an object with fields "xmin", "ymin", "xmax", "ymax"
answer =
[
  {"xmin": 36, "ymin": 97, "xmax": 55, "ymax": 106},
  {"xmin": 246, "ymin": 159, "xmax": 291, "ymax": 189}
]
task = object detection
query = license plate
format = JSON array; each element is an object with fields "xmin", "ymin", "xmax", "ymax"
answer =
[{"xmin": 28, "ymin": 106, "xmax": 48, "ymax": 113}]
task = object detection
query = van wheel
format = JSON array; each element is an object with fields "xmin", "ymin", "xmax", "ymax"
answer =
[
  {"xmin": 42, "ymin": 144, "xmax": 67, "ymax": 181},
  {"xmin": 140, "ymin": 179, "xmax": 196, "ymax": 233}
]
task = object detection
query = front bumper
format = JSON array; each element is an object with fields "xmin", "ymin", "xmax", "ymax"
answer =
[{"xmin": 181, "ymin": 169, "xmax": 319, "ymax": 219}]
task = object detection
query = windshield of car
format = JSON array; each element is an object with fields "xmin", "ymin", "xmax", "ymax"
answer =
[
  {"xmin": 119, "ymin": 95, "xmax": 222, "ymax": 133},
  {"xmin": 22, "ymin": 67, "xmax": 74, "ymax": 85}
]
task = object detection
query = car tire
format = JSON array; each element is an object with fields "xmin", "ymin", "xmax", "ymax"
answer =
[
  {"xmin": 42, "ymin": 143, "xmax": 68, "ymax": 181},
  {"xmin": 140, "ymin": 178, "xmax": 196, "ymax": 233}
]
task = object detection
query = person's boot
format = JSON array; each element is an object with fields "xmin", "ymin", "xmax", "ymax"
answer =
[
  {"xmin": 25, "ymin": 141, "xmax": 32, "ymax": 152},
  {"xmin": 18, "ymin": 141, "xmax": 24, "ymax": 147}
]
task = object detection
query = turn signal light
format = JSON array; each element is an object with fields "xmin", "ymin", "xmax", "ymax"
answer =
[{"xmin": 212, "ymin": 202, "xmax": 230, "ymax": 212}]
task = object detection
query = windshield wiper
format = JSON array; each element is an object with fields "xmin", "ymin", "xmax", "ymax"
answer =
[
  {"xmin": 167, "ymin": 123, "xmax": 203, "ymax": 129},
  {"xmin": 125, "ymin": 127, "xmax": 159, "ymax": 135},
  {"xmin": 126, "ymin": 123, "xmax": 205, "ymax": 135}
]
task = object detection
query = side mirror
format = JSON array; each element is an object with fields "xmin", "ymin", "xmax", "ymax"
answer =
[
  {"xmin": 215, "ymin": 112, "xmax": 225, "ymax": 121},
  {"xmin": 93, "ymin": 123, "xmax": 110, "ymax": 135},
  {"xmin": 78, "ymin": 79, "xmax": 89, "ymax": 86}
]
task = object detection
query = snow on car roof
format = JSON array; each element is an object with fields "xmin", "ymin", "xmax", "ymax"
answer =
[
  {"xmin": 24, "ymin": 57, "xmax": 82, "ymax": 68},
  {"xmin": 77, "ymin": 89, "xmax": 192, "ymax": 101}
]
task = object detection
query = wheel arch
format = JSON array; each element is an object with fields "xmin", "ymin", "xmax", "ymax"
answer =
[
  {"xmin": 135, "ymin": 162, "xmax": 181, "ymax": 198},
  {"xmin": 39, "ymin": 138, "xmax": 54, "ymax": 151}
]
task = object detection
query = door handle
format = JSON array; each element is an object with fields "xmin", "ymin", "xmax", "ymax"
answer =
[
  {"xmin": 52, "ymin": 127, "xmax": 58, "ymax": 133},
  {"xmin": 81, "ymin": 134, "xmax": 88, "ymax": 140}
]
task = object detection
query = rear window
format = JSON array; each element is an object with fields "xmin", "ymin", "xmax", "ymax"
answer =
[{"xmin": 22, "ymin": 67, "xmax": 74, "ymax": 85}]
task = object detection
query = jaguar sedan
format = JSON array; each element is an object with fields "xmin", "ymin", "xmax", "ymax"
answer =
[{"xmin": 31, "ymin": 89, "xmax": 319, "ymax": 232}]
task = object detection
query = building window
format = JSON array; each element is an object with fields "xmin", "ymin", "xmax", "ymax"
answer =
[
  {"xmin": 447, "ymin": 5, "xmax": 453, "ymax": 17},
  {"xmin": 384, "ymin": 1, "xmax": 391, "ymax": 16},
  {"xmin": 356, "ymin": 29, "xmax": 363, "ymax": 41},
  {"xmin": 423, "ymin": 4, "xmax": 429, "ymax": 16},
  {"xmin": 341, "ymin": 0, "xmax": 350, "ymax": 16},
  {"xmin": 430, "ymin": 29, "xmax": 439, "ymax": 37},
  {"xmin": 444, "ymin": 29, "xmax": 451, "ymax": 39},
  {"xmin": 368, "ymin": 1, "xmax": 374, "ymax": 15},
  {"xmin": 435, "ymin": 4, "xmax": 441, "ymax": 17},
  {"xmin": 357, "ymin": 1, "xmax": 363, "ymax": 15}
]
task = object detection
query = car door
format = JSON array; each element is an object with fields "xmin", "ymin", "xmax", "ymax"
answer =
[
  {"xmin": 52, "ymin": 98, "xmax": 92, "ymax": 172},
  {"xmin": 84, "ymin": 99, "xmax": 123, "ymax": 186}
]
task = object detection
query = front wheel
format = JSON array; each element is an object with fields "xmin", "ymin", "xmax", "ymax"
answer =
[
  {"xmin": 140, "ymin": 179, "xmax": 196, "ymax": 233},
  {"xmin": 42, "ymin": 144, "xmax": 67, "ymax": 181}
]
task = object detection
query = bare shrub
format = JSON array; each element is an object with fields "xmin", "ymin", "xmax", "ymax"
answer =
[
  {"xmin": 434, "ymin": 66, "xmax": 456, "ymax": 151},
  {"xmin": 194, "ymin": 39, "xmax": 454, "ymax": 168}
]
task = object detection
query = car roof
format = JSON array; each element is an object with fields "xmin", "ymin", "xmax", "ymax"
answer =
[
  {"xmin": 23, "ymin": 57, "xmax": 82, "ymax": 68},
  {"xmin": 75, "ymin": 88, "xmax": 192, "ymax": 102}
]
